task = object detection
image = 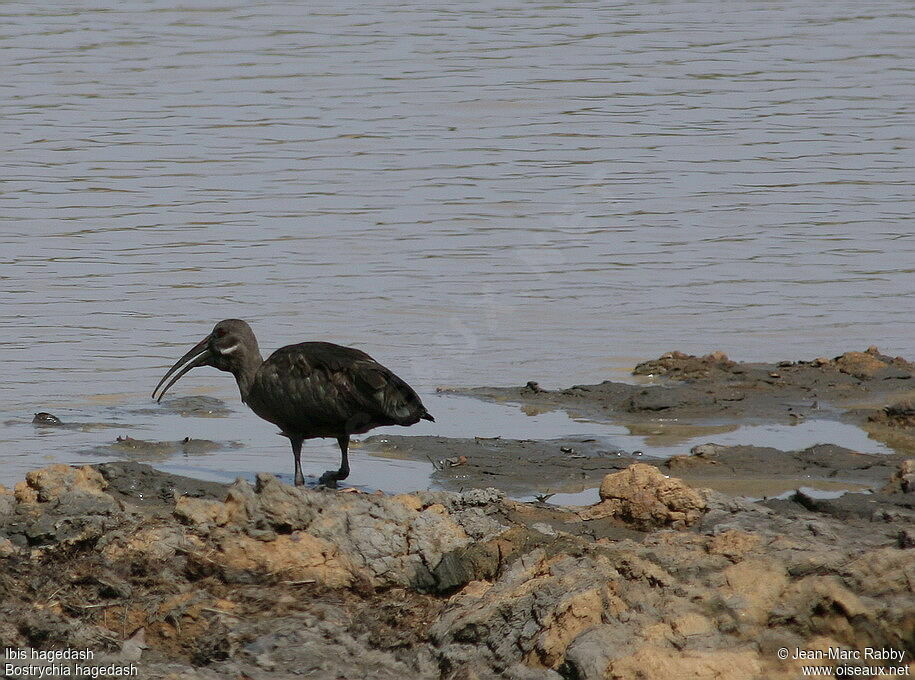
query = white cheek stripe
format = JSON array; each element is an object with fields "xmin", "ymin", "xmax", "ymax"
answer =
[{"xmin": 220, "ymin": 343, "xmax": 240, "ymax": 355}]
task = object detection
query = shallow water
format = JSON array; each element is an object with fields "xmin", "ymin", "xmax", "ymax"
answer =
[
  {"xmin": 0, "ymin": 391, "xmax": 896, "ymax": 494},
  {"xmin": 2, "ymin": 2, "xmax": 913, "ymax": 491}
]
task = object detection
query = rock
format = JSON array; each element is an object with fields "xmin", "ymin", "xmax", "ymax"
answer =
[
  {"xmin": 528, "ymin": 585, "xmax": 606, "ymax": 668},
  {"xmin": 882, "ymin": 459, "xmax": 915, "ymax": 493},
  {"xmin": 707, "ymin": 529, "xmax": 762, "ymax": 561},
  {"xmin": 0, "ymin": 459, "xmax": 913, "ymax": 680},
  {"xmin": 870, "ymin": 400, "xmax": 915, "ymax": 428},
  {"xmin": 605, "ymin": 647, "xmax": 761, "ymax": 680},
  {"xmin": 100, "ymin": 525, "xmax": 202, "ymax": 562},
  {"xmin": 722, "ymin": 559, "xmax": 789, "ymax": 624},
  {"xmin": 632, "ymin": 350, "xmax": 734, "ymax": 379},
  {"xmin": 0, "ymin": 486, "xmax": 15, "ymax": 521},
  {"xmin": 665, "ymin": 453, "xmax": 718, "ymax": 471},
  {"xmin": 14, "ymin": 464, "xmax": 109, "ymax": 503},
  {"xmin": 173, "ymin": 496, "xmax": 232, "ymax": 527},
  {"xmin": 431, "ymin": 549, "xmax": 622, "ymax": 671},
  {"xmin": 833, "ymin": 351, "xmax": 889, "ymax": 379},
  {"xmin": 0, "ymin": 536, "xmax": 19, "ymax": 556},
  {"xmin": 2, "ymin": 464, "xmax": 123, "ymax": 548},
  {"xmin": 898, "ymin": 529, "xmax": 915, "ymax": 549},
  {"xmin": 215, "ymin": 531, "xmax": 358, "ymax": 587},
  {"xmin": 594, "ymin": 464, "xmax": 707, "ymax": 529},
  {"xmin": 561, "ymin": 625, "xmax": 626, "ymax": 680},
  {"xmin": 164, "ymin": 474, "xmax": 489, "ymax": 590},
  {"xmin": 690, "ymin": 442, "xmax": 728, "ymax": 458}
]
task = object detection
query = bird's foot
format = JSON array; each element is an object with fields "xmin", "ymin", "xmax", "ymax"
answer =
[{"xmin": 318, "ymin": 470, "xmax": 340, "ymax": 488}]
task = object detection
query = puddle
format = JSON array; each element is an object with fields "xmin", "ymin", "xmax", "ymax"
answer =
[
  {"xmin": 623, "ymin": 418, "xmax": 896, "ymax": 458},
  {"xmin": 156, "ymin": 454, "xmax": 436, "ymax": 495},
  {"xmin": 767, "ymin": 485, "xmax": 869, "ymax": 502},
  {"xmin": 676, "ymin": 477, "xmax": 872, "ymax": 501}
]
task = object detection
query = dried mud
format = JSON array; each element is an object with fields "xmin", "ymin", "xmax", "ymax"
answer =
[{"xmin": 0, "ymin": 455, "xmax": 911, "ymax": 680}]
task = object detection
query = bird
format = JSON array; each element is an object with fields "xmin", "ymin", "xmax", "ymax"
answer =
[{"xmin": 151, "ymin": 319, "xmax": 434, "ymax": 488}]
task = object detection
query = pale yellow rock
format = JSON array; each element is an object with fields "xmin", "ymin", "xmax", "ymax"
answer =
[
  {"xmin": 723, "ymin": 559, "xmax": 788, "ymax": 625},
  {"xmin": 882, "ymin": 458, "xmax": 915, "ymax": 494},
  {"xmin": 102, "ymin": 526, "xmax": 203, "ymax": 562},
  {"xmin": 640, "ymin": 622, "xmax": 676, "ymax": 644},
  {"xmin": 595, "ymin": 464, "xmax": 706, "ymax": 528},
  {"xmin": 221, "ymin": 486, "xmax": 252, "ymax": 524},
  {"xmin": 15, "ymin": 464, "xmax": 108, "ymax": 503},
  {"xmin": 13, "ymin": 481, "xmax": 38, "ymax": 504},
  {"xmin": 529, "ymin": 586, "xmax": 606, "ymax": 668},
  {"xmin": 424, "ymin": 503, "xmax": 448, "ymax": 516},
  {"xmin": 670, "ymin": 612, "xmax": 715, "ymax": 638},
  {"xmin": 834, "ymin": 351, "xmax": 887, "ymax": 378},
  {"xmin": 576, "ymin": 499, "xmax": 621, "ymax": 521},
  {"xmin": 391, "ymin": 494, "xmax": 423, "ymax": 512},
  {"xmin": 843, "ymin": 547, "xmax": 915, "ymax": 597},
  {"xmin": 707, "ymin": 530, "xmax": 762, "ymax": 560},
  {"xmin": 607, "ymin": 647, "xmax": 761, "ymax": 680},
  {"xmin": 216, "ymin": 531, "xmax": 357, "ymax": 588},
  {"xmin": 450, "ymin": 580, "xmax": 493, "ymax": 602},
  {"xmin": 174, "ymin": 496, "xmax": 231, "ymax": 527},
  {"xmin": 0, "ymin": 537, "xmax": 18, "ymax": 557}
]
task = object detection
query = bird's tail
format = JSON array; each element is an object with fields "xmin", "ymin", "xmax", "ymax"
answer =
[{"xmin": 421, "ymin": 411, "xmax": 435, "ymax": 422}]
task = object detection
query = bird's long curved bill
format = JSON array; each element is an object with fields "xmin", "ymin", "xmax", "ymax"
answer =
[{"xmin": 151, "ymin": 337, "xmax": 212, "ymax": 402}]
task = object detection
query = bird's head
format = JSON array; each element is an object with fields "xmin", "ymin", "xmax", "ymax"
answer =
[{"xmin": 152, "ymin": 319, "xmax": 260, "ymax": 402}]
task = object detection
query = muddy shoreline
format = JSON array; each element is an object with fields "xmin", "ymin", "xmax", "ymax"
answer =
[
  {"xmin": 1, "ymin": 350, "xmax": 913, "ymax": 678},
  {"xmin": 419, "ymin": 347, "xmax": 915, "ymax": 499},
  {"xmin": 444, "ymin": 347, "xmax": 915, "ymax": 433}
]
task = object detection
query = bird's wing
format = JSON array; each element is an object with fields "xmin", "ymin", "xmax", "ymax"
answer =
[{"xmin": 252, "ymin": 342, "xmax": 427, "ymax": 435}]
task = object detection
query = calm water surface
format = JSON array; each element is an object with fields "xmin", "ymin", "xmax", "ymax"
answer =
[{"xmin": 2, "ymin": 2, "xmax": 913, "ymax": 488}]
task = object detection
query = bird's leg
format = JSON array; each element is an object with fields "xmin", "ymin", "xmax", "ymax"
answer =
[
  {"xmin": 336, "ymin": 435, "xmax": 351, "ymax": 481},
  {"xmin": 290, "ymin": 437, "xmax": 305, "ymax": 487},
  {"xmin": 319, "ymin": 435, "xmax": 350, "ymax": 488}
]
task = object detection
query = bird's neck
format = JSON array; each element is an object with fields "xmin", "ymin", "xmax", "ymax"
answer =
[{"xmin": 232, "ymin": 353, "xmax": 263, "ymax": 402}]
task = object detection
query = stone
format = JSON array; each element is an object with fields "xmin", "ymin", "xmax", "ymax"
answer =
[
  {"xmin": 215, "ymin": 531, "xmax": 358, "ymax": 588},
  {"xmin": 833, "ymin": 351, "xmax": 889, "ymax": 379},
  {"xmin": 15, "ymin": 464, "xmax": 109, "ymax": 503},
  {"xmin": 596, "ymin": 464, "xmax": 707, "ymax": 529},
  {"xmin": 882, "ymin": 459, "xmax": 915, "ymax": 493}
]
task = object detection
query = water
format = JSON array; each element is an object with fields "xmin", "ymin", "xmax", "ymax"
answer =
[{"xmin": 2, "ymin": 2, "xmax": 913, "ymax": 490}]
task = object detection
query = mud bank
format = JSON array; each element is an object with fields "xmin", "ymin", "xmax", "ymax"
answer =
[
  {"xmin": 444, "ymin": 349, "xmax": 915, "ymax": 443},
  {"xmin": 0, "ymin": 460, "xmax": 912, "ymax": 679},
  {"xmin": 359, "ymin": 435, "xmax": 914, "ymax": 501}
]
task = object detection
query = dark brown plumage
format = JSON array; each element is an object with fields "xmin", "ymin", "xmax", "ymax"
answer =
[{"xmin": 151, "ymin": 319, "xmax": 433, "ymax": 487}]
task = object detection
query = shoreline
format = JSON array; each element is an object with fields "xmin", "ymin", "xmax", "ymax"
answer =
[{"xmin": 1, "ymin": 349, "xmax": 913, "ymax": 678}]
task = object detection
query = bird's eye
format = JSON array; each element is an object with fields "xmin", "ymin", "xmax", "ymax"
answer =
[{"xmin": 215, "ymin": 328, "xmax": 227, "ymax": 338}]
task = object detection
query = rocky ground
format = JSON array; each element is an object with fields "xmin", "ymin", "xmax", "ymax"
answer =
[{"xmin": 1, "ymin": 350, "xmax": 913, "ymax": 679}]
